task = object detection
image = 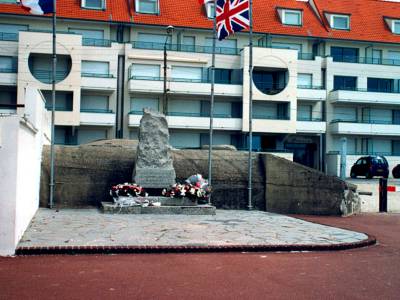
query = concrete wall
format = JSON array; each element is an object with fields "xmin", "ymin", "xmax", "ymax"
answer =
[
  {"xmin": 263, "ymin": 154, "xmax": 360, "ymax": 216},
  {"xmin": 0, "ymin": 87, "xmax": 50, "ymax": 256}
]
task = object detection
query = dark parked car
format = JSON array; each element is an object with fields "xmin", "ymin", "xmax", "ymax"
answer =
[
  {"xmin": 393, "ymin": 164, "xmax": 400, "ymax": 178},
  {"xmin": 350, "ymin": 156, "xmax": 389, "ymax": 179}
]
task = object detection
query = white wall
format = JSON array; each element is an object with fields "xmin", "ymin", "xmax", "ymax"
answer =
[{"xmin": 0, "ymin": 87, "xmax": 50, "ymax": 256}]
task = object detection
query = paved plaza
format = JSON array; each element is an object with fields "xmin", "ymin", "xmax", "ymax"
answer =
[{"xmin": 18, "ymin": 209, "xmax": 370, "ymax": 251}]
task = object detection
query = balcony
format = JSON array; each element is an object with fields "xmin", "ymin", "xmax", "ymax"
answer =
[
  {"xmin": 81, "ymin": 73, "xmax": 117, "ymax": 92},
  {"xmin": 128, "ymin": 111, "xmax": 242, "ymax": 130},
  {"xmin": 296, "ymin": 118, "xmax": 326, "ymax": 134},
  {"xmin": 330, "ymin": 119, "xmax": 400, "ymax": 136},
  {"xmin": 128, "ymin": 76, "xmax": 242, "ymax": 97},
  {"xmin": 297, "ymin": 85, "xmax": 326, "ymax": 101},
  {"xmin": 0, "ymin": 32, "xmax": 18, "ymax": 42},
  {"xmin": 329, "ymin": 88, "xmax": 400, "ymax": 105},
  {"xmin": 132, "ymin": 41, "xmax": 239, "ymax": 55},
  {"xmin": 331, "ymin": 55, "xmax": 400, "ymax": 67},
  {"xmin": 82, "ymin": 38, "xmax": 113, "ymax": 47},
  {"xmin": 80, "ymin": 109, "xmax": 116, "ymax": 126},
  {"xmin": 0, "ymin": 67, "xmax": 17, "ymax": 85}
]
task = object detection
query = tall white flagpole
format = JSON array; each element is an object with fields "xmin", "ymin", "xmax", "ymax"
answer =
[
  {"xmin": 247, "ymin": 0, "xmax": 254, "ymax": 210},
  {"xmin": 207, "ymin": 0, "xmax": 217, "ymax": 205},
  {"xmin": 49, "ymin": 0, "xmax": 57, "ymax": 208}
]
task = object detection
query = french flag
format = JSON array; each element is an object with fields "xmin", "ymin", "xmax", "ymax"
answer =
[{"xmin": 21, "ymin": 0, "xmax": 54, "ymax": 15}]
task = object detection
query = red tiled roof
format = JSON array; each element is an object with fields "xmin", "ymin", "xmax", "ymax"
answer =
[{"xmin": 1, "ymin": 0, "xmax": 400, "ymax": 44}]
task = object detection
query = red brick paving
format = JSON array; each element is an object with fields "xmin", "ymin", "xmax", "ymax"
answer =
[{"xmin": 0, "ymin": 213, "xmax": 399, "ymax": 300}]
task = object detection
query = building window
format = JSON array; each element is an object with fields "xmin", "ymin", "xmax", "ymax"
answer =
[
  {"xmin": 135, "ymin": 0, "xmax": 159, "ymax": 14},
  {"xmin": 182, "ymin": 36, "xmax": 195, "ymax": 51},
  {"xmin": 0, "ymin": 89, "xmax": 17, "ymax": 113},
  {"xmin": 333, "ymin": 76, "xmax": 357, "ymax": 91},
  {"xmin": 331, "ymin": 46, "xmax": 359, "ymax": 63},
  {"xmin": 77, "ymin": 128, "xmax": 107, "ymax": 145},
  {"xmin": 297, "ymin": 105, "xmax": 312, "ymax": 121},
  {"xmin": 0, "ymin": 56, "xmax": 17, "ymax": 73},
  {"xmin": 367, "ymin": 78, "xmax": 394, "ymax": 93},
  {"xmin": 393, "ymin": 20, "xmax": 400, "ymax": 34},
  {"xmin": 42, "ymin": 91, "xmax": 73, "ymax": 112},
  {"xmin": 81, "ymin": 94, "xmax": 109, "ymax": 113},
  {"xmin": 282, "ymin": 10, "xmax": 302, "ymax": 26},
  {"xmin": 331, "ymin": 14, "xmax": 350, "ymax": 30},
  {"xmin": 81, "ymin": 61, "xmax": 110, "ymax": 77},
  {"xmin": 130, "ymin": 98, "xmax": 159, "ymax": 114},
  {"xmin": 297, "ymin": 73, "xmax": 312, "ymax": 88},
  {"xmin": 205, "ymin": 2, "xmax": 215, "ymax": 19},
  {"xmin": 81, "ymin": 0, "xmax": 105, "ymax": 10},
  {"xmin": 205, "ymin": 37, "xmax": 237, "ymax": 54},
  {"xmin": 131, "ymin": 64, "xmax": 160, "ymax": 80},
  {"xmin": 171, "ymin": 66, "xmax": 203, "ymax": 82}
]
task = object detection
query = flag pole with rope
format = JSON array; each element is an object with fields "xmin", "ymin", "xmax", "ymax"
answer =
[
  {"xmin": 247, "ymin": 0, "xmax": 253, "ymax": 210},
  {"xmin": 207, "ymin": 0, "xmax": 217, "ymax": 205},
  {"xmin": 49, "ymin": 0, "xmax": 57, "ymax": 208}
]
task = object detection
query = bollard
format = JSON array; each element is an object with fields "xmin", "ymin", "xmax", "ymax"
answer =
[{"xmin": 379, "ymin": 178, "xmax": 388, "ymax": 213}]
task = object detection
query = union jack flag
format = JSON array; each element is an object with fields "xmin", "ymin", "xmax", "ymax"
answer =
[{"xmin": 216, "ymin": 0, "xmax": 250, "ymax": 41}]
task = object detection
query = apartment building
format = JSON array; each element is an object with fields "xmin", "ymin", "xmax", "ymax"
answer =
[{"xmin": 1, "ymin": 0, "xmax": 400, "ymax": 176}]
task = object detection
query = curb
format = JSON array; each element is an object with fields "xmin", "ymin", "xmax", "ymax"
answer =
[{"xmin": 15, "ymin": 235, "xmax": 376, "ymax": 255}]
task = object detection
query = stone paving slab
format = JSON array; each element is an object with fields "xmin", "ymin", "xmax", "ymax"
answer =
[{"xmin": 17, "ymin": 209, "xmax": 373, "ymax": 254}]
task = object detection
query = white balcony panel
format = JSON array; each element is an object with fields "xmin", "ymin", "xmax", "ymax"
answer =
[
  {"xmin": 169, "ymin": 82, "xmax": 242, "ymax": 97},
  {"xmin": 0, "ymin": 73, "xmax": 17, "ymax": 86},
  {"xmin": 296, "ymin": 121, "xmax": 326, "ymax": 134},
  {"xmin": 329, "ymin": 90, "xmax": 400, "ymax": 105},
  {"xmin": 167, "ymin": 116, "xmax": 242, "ymax": 130},
  {"xmin": 129, "ymin": 79, "xmax": 242, "ymax": 97},
  {"xmin": 81, "ymin": 77, "xmax": 117, "ymax": 92},
  {"xmin": 297, "ymin": 88, "xmax": 326, "ymax": 101},
  {"xmin": 330, "ymin": 122, "xmax": 400, "ymax": 136},
  {"xmin": 80, "ymin": 112, "xmax": 116, "ymax": 126},
  {"xmin": 129, "ymin": 114, "xmax": 142, "ymax": 127},
  {"xmin": 252, "ymin": 119, "xmax": 296, "ymax": 134},
  {"xmin": 129, "ymin": 79, "xmax": 163, "ymax": 93}
]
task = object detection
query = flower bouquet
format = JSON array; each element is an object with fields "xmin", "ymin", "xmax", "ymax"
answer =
[
  {"xmin": 162, "ymin": 174, "xmax": 211, "ymax": 203},
  {"xmin": 109, "ymin": 183, "xmax": 149, "ymax": 207}
]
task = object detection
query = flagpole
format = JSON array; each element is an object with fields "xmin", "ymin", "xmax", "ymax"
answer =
[
  {"xmin": 49, "ymin": 0, "xmax": 57, "ymax": 208},
  {"xmin": 207, "ymin": 0, "xmax": 217, "ymax": 205},
  {"xmin": 247, "ymin": 0, "xmax": 253, "ymax": 210}
]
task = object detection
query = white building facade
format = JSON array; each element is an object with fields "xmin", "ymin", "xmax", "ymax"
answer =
[{"xmin": 1, "ymin": 0, "xmax": 400, "ymax": 175}]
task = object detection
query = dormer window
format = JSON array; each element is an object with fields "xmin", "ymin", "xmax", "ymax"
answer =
[
  {"xmin": 205, "ymin": 2, "xmax": 215, "ymax": 19},
  {"xmin": 282, "ymin": 9, "xmax": 302, "ymax": 26},
  {"xmin": 330, "ymin": 14, "xmax": 350, "ymax": 30},
  {"xmin": 81, "ymin": 0, "xmax": 106, "ymax": 10},
  {"xmin": 135, "ymin": 0, "xmax": 159, "ymax": 14},
  {"xmin": 393, "ymin": 20, "xmax": 400, "ymax": 34}
]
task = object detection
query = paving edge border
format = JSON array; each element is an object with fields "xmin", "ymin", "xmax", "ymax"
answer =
[{"xmin": 15, "ymin": 235, "xmax": 376, "ymax": 255}]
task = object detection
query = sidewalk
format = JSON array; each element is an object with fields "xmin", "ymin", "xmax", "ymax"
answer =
[{"xmin": 17, "ymin": 209, "xmax": 374, "ymax": 254}]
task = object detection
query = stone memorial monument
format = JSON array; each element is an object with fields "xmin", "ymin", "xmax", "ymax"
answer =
[{"xmin": 133, "ymin": 109, "xmax": 176, "ymax": 188}]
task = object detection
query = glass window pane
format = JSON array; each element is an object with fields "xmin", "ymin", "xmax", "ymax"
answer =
[
  {"xmin": 131, "ymin": 98, "xmax": 159, "ymax": 112},
  {"xmin": 297, "ymin": 105, "xmax": 312, "ymax": 121},
  {"xmin": 69, "ymin": 28, "xmax": 104, "ymax": 39},
  {"xmin": 284, "ymin": 11, "xmax": 301, "ymax": 25},
  {"xmin": 132, "ymin": 64, "xmax": 160, "ymax": 78},
  {"xmin": 137, "ymin": 0, "xmax": 158, "ymax": 13},
  {"xmin": 0, "ymin": 24, "xmax": 28, "ymax": 34},
  {"xmin": 394, "ymin": 21, "xmax": 400, "ymax": 34},
  {"xmin": 333, "ymin": 16, "xmax": 349, "ymax": 29},
  {"xmin": 82, "ymin": 61, "xmax": 109, "ymax": 75},
  {"xmin": 84, "ymin": 0, "xmax": 103, "ymax": 9},
  {"xmin": 171, "ymin": 66, "xmax": 202, "ymax": 81},
  {"xmin": 272, "ymin": 42, "xmax": 302, "ymax": 52},
  {"xmin": 297, "ymin": 73, "xmax": 312, "ymax": 87},
  {"xmin": 168, "ymin": 99, "xmax": 201, "ymax": 115}
]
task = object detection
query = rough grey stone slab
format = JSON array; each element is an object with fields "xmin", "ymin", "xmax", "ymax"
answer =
[
  {"xmin": 101, "ymin": 202, "xmax": 215, "ymax": 215},
  {"xmin": 134, "ymin": 168, "xmax": 176, "ymax": 188},
  {"xmin": 133, "ymin": 109, "xmax": 176, "ymax": 187}
]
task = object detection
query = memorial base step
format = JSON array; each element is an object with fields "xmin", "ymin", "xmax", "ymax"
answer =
[{"xmin": 101, "ymin": 202, "xmax": 216, "ymax": 215}]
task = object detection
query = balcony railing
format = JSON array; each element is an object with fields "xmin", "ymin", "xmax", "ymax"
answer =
[
  {"xmin": 332, "ymin": 87, "xmax": 400, "ymax": 94},
  {"xmin": 331, "ymin": 119, "xmax": 400, "ymax": 125},
  {"xmin": 129, "ymin": 110, "xmax": 239, "ymax": 118},
  {"xmin": 32, "ymin": 70, "xmax": 70, "ymax": 83},
  {"xmin": 80, "ymin": 108, "xmax": 113, "ymax": 113},
  {"xmin": 45, "ymin": 106, "xmax": 73, "ymax": 112},
  {"xmin": 81, "ymin": 72, "xmax": 114, "ymax": 78},
  {"xmin": 297, "ymin": 117, "xmax": 324, "ymax": 122},
  {"xmin": 0, "ymin": 67, "xmax": 17, "ymax": 73},
  {"xmin": 132, "ymin": 41, "xmax": 239, "ymax": 55},
  {"xmin": 331, "ymin": 55, "xmax": 400, "ymax": 66},
  {"xmin": 0, "ymin": 32, "xmax": 18, "ymax": 41},
  {"xmin": 129, "ymin": 75, "xmax": 241, "ymax": 85},
  {"xmin": 82, "ymin": 38, "xmax": 112, "ymax": 47},
  {"xmin": 253, "ymin": 114, "xmax": 290, "ymax": 120},
  {"xmin": 297, "ymin": 85, "xmax": 325, "ymax": 90}
]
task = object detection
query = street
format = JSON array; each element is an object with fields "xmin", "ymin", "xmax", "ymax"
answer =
[{"xmin": 0, "ymin": 213, "xmax": 399, "ymax": 300}]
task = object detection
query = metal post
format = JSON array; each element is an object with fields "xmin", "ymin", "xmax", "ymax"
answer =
[
  {"xmin": 247, "ymin": 0, "xmax": 254, "ymax": 210},
  {"xmin": 340, "ymin": 137, "xmax": 347, "ymax": 180},
  {"xmin": 379, "ymin": 178, "xmax": 388, "ymax": 213},
  {"xmin": 208, "ymin": 0, "xmax": 217, "ymax": 205},
  {"xmin": 163, "ymin": 44, "xmax": 167, "ymax": 114},
  {"xmin": 49, "ymin": 0, "xmax": 57, "ymax": 209}
]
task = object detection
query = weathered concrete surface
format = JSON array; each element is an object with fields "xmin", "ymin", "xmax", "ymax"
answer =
[
  {"xmin": 101, "ymin": 203, "xmax": 216, "ymax": 215},
  {"xmin": 133, "ymin": 109, "xmax": 176, "ymax": 188},
  {"xmin": 40, "ymin": 140, "xmax": 265, "ymax": 209},
  {"xmin": 262, "ymin": 154, "xmax": 361, "ymax": 216}
]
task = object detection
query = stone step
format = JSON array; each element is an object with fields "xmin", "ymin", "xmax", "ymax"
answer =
[{"xmin": 101, "ymin": 202, "xmax": 216, "ymax": 215}]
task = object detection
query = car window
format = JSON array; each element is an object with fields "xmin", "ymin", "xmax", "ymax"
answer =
[{"xmin": 356, "ymin": 159, "xmax": 363, "ymax": 165}]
